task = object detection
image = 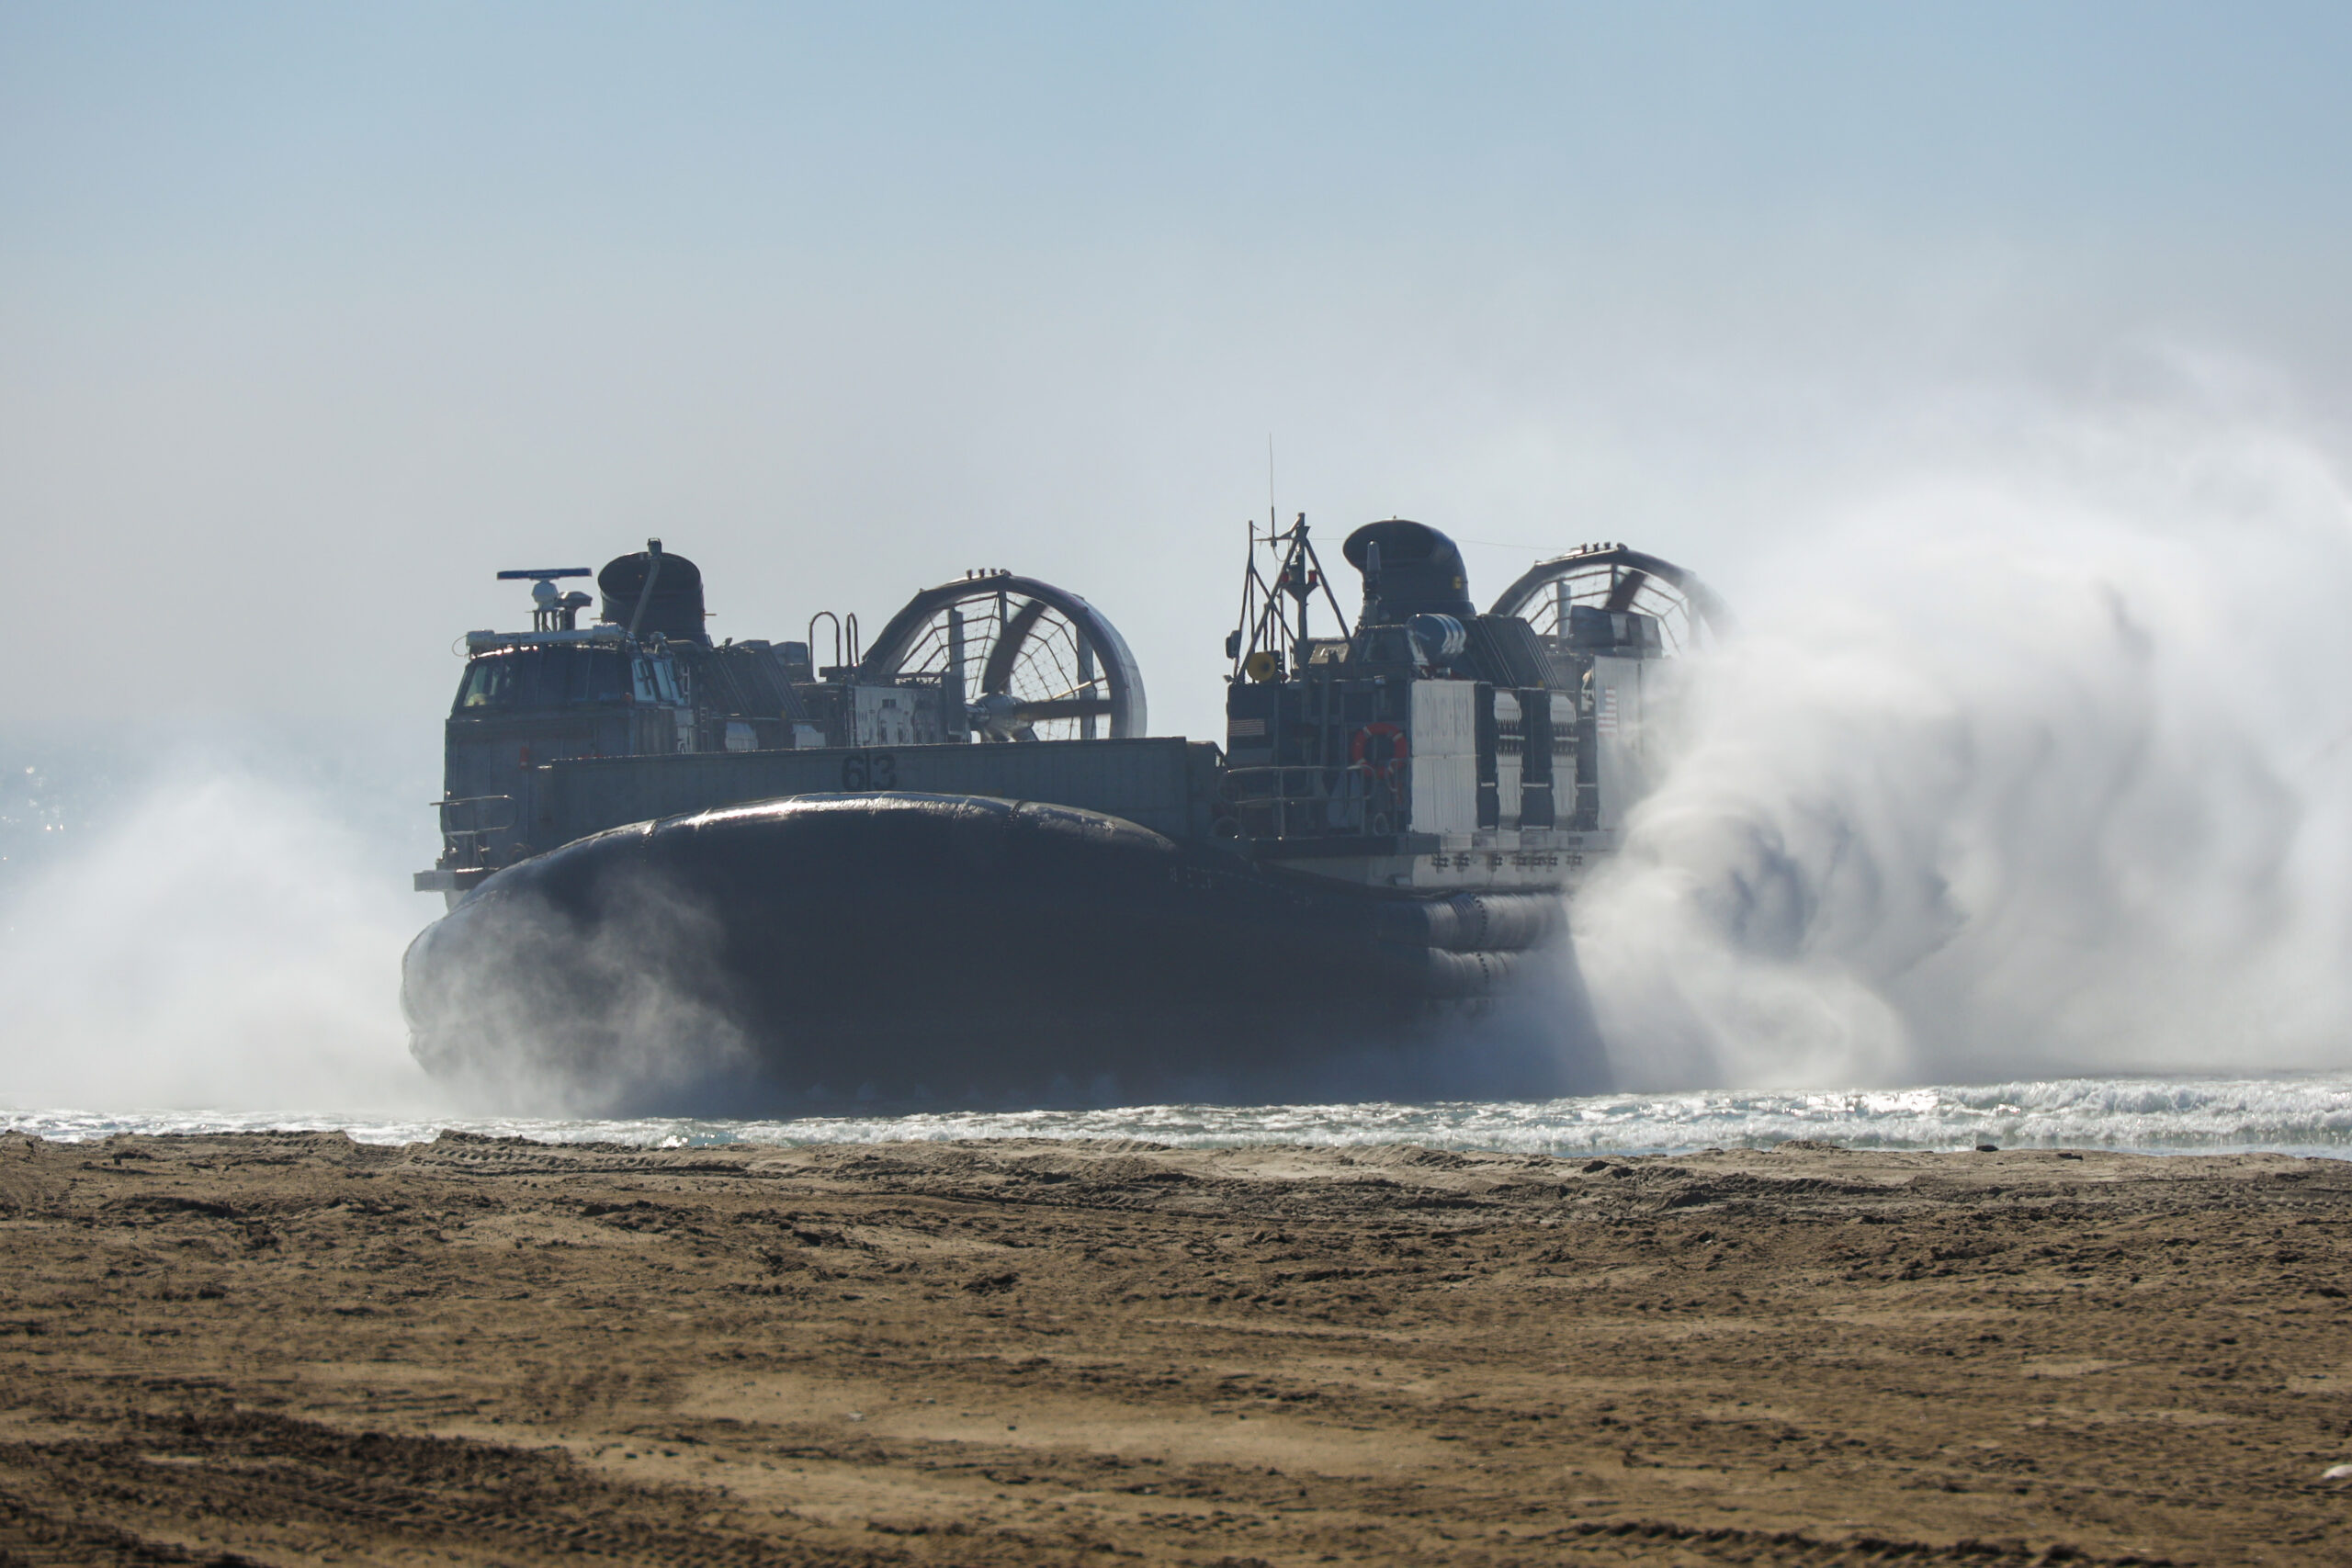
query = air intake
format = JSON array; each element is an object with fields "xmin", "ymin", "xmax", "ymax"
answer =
[
  {"xmin": 1341, "ymin": 521, "xmax": 1474, "ymax": 624},
  {"xmin": 597, "ymin": 543, "xmax": 708, "ymax": 644}
]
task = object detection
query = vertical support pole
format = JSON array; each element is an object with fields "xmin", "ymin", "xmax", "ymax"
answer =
[
  {"xmin": 1474, "ymin": 683, "xmax": 1500, "ymax": 831},
  {"xmin": 1518, "ymin": 687, "xmax": 1555, "ymax": 828},
  {"xmin": 1293, "ymin": 520, "xmax": 1310, "ymax": 660},
  {"xmin": 946, "ymin": 608, "xmax": 967, "ymax": 742},
  {"xmin": 1078, "ymin": 637, "xmax": 1097, "ymax": 740}
]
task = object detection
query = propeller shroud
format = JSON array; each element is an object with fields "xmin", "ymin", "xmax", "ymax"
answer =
[
  {"xmin": 1487, "ymin": 544, "xmax": 1730, "ymax": 656},
  {"xmin": 856, "ymin": 574, "xmax": 1148, "ymax": 742}
]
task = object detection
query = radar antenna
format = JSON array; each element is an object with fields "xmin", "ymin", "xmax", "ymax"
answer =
[{"xmin": 494, "ymin": 566, "xmax": 593, "ymax": 632}]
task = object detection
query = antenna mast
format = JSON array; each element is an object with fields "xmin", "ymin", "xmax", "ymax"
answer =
[{"xmin": 1227, "ymin": 441, "xmax": 1347, "ymax": 679}]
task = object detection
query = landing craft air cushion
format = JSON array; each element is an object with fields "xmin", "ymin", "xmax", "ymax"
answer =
[{"xmin": 400, "ymin": 519, "xmax": 1724, "ymax": 1111}]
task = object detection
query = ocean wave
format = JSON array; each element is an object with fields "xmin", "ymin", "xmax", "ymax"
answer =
[{"xmin": 6, "ymin": 1073, "xmax": 2350, "ymax": 1156}]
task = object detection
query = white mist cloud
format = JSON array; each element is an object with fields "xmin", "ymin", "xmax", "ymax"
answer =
[
  {"xmin": 404, "ymin": 865, "xmax": 757, "ymax": 1120},
  {"xmin": 1575, "ymin": 362, "xmax": 2352, "ymax": 1089},
  {"xmin": 0, "ymin": 761, "xmax": 442, "ymax": 1112}
]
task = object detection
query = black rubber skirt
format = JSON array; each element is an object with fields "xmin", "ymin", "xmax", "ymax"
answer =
[{"xmin": 401, "ymin": 794, "xmax": 1598, "ymax": 1114}]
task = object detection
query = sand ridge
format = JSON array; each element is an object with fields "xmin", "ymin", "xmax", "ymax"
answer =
[{"xmin": 0, "ymin": 1129, "xmax": 2346, "ymax": 1563}]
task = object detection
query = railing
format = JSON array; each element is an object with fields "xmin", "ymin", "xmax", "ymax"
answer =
[
  {"xmin": 1216, "ymin": 766, "xmax": 1400, "ymax": 840},
  {"xmin": 435, "ymin": 795, "xmax": 517, "ymax": 866}
]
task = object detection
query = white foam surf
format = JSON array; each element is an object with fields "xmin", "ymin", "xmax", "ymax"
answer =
[{"xmin": 8, "ymin": 1072, "xmax": 2348, "ymax": 1156}]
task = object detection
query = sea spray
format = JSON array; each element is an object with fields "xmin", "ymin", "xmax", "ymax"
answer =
[
  {"xmin": 0, "ymin": 754, "xmax": 441, "ymax": 1112},
  {"xmin": 1574, "ymin": 383, "xmax": 2352, "ymax": 1089}
]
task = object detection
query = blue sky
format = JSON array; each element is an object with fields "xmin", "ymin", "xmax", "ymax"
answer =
[
  {"xmin": 6, "ymin": 2, "xmax": 2352, "ymax": 742},
  {"xmin": 15, "ymin": 5, "xmax": 2351, "ymax": 254}
]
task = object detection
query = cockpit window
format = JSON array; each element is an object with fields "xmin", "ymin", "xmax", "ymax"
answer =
[
  {"xmin": 632, "ymin": 657, "xmax": 681, "ymax": 704},
  {"xmin": 453, "ymin": 647, "xmax": 629, "ymax": 712},
  {"xmin": 457, "ymin": 657, "xmax": 516, "ymax": 710}
]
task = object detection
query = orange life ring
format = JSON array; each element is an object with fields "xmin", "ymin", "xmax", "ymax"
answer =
[{"xmin": 1350, "ymin": 721, "xmax": 1408, "ymax": 783}]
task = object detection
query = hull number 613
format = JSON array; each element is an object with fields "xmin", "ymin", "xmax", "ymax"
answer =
[{"xmin": 841, "ymin": 751, "xmax": 899, "ymax": 790}]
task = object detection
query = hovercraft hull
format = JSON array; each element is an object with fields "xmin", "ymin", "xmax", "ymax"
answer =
[{"xmin": 401, "ymin": 793, "xmax": 1595, "ymax": 1114}]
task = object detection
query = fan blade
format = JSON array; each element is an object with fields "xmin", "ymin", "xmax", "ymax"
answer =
[
  {"xmin": 980, "ymin": 599, "xmax": 1051, "ymax": 692},
  {"xmin": 1603, "ymin": 568, "xmax": 1650, "ymax": 612}
]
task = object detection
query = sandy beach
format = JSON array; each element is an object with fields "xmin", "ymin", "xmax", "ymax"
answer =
[{"xmin": 0, "ymin": 1130, "xmax": 2346, "ymax": 1565}]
